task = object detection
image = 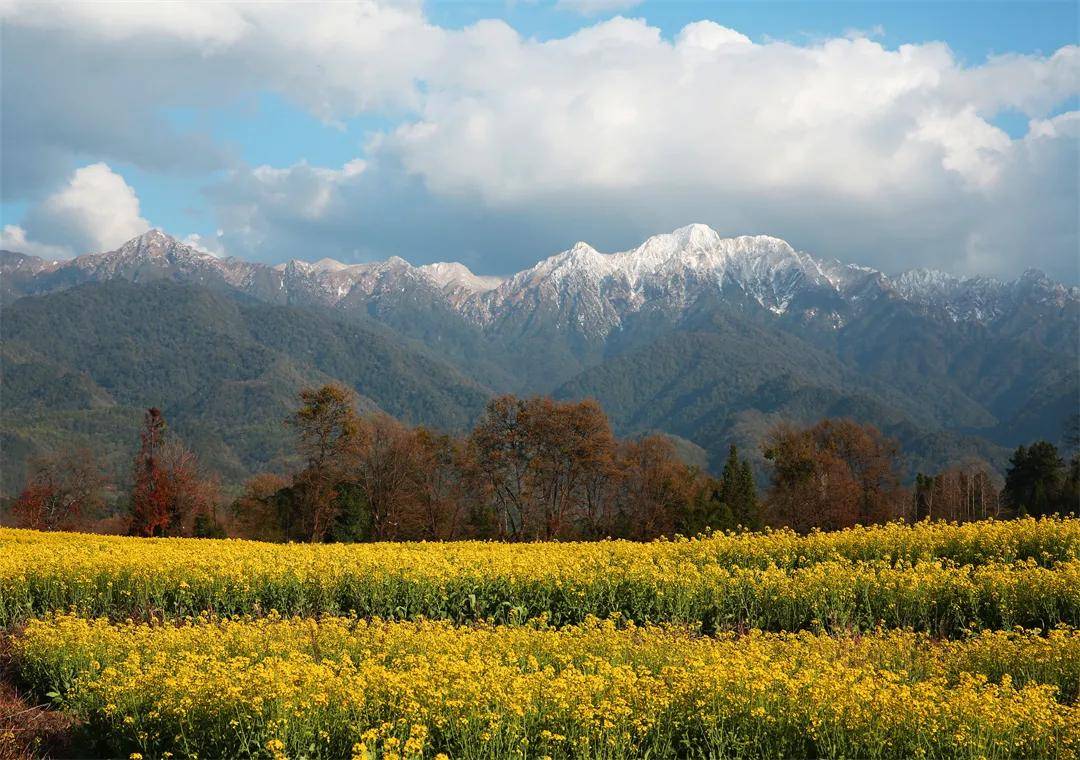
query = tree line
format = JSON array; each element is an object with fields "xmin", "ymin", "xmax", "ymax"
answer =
[
  {"xmin": 5, "ymin": 386, "xmax": 1078, "ymax": 540},
  {"xmin": 233, "ymin": 386, "xmax": 760, "ymax": 543}
]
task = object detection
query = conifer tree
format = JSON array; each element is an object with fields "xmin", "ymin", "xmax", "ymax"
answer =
[
  {"xmin": 1003, "ymin": 441, "xmax": 1066, "ymax": 517},
  {"xmin": 736, "ymin": 459, "xmax": 761, "ymax": 529}
]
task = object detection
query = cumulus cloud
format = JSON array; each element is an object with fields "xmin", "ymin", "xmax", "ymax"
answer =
[
  {"xmin": 1, "ymin": 2, "xmax": 1077, "ymax": 280},
  {"xmin": 0, "ymin": 1, "xmax": 438, "ymax": 199},
  {"xmin": 19, "ymin": 163, "xmax": 150, "ymax": 255}
]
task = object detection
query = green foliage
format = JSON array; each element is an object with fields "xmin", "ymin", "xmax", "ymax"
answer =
[
  {"xmin": 325, "ymin": 482, "xmax": 373, "ymax": 543},
  {"xmin": 1004, "ymin": 441, "xmax": 1073, "ymax": 517},
  {"xmin": 0, "ymin": 281, "xmax": 489, "ymax": 495},
  {"xmin": 680, "ymin": 445, "xmax": 760, "ymax": 535},
  {"xmin": 191, "ymin": 513, "xmax": 227, "ymax": 539}
]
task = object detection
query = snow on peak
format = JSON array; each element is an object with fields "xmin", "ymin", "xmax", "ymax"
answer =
[
  {"xmin": 116, "ymin": 228, "xmax": 178, "ymax": 253},
  {"xmin": 417, "ymin": 262, "xmax": 503, "ymax": 293},
  {"xmin": 310, "ymin": 257, "xmax": 351, "ymax": 273},
  {"xmin": 135, "ymin": 228, "xmax": 171, "ymax": 243}
]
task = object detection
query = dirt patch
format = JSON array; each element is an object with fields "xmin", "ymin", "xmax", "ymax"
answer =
[{"xmin": 0, "ymin": 636, "xmax": 78, "ymax": 760}]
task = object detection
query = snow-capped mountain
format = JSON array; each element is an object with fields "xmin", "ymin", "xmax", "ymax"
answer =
[
  {"xmin": 4, "ymin": 225, "xmax": 1076, "ymax": 485},
  {"xmin": 3, "ymin": 226, "xmax": 1076, "ymax": 339}
]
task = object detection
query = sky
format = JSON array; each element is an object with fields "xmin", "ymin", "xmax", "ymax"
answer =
[{"xmin": 1, "ymin": 0, "xmax": 1077, "ymax": 281}]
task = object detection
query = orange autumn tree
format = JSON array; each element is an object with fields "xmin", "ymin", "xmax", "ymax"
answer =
[
  {"xmin": 763, "ymin": 418, "xmax": 906, "ymax": 532},
  {"xmin": 129, "ymin": 408, "xmax": 217, "ymax": 537},
  {"xmin": 11, "ymin": 448, "xmax": 106, "ymax": 531}
]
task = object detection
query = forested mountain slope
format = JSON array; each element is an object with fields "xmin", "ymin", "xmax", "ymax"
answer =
[
  {"xmin": 0, "ymin": 281, "xmax": 489, "ymax": 493},
  {"xmin": 1, "ymin": 226, "xmax": 1075, "ymax": 492}
]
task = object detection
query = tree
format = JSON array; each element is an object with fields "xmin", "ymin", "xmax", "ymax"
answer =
[
  {"xmin": 129, "ymin": 409, "xmax": 218, "ymax": 537},
  {"xmin": 680, "ymin": 445, "xmax": 760, "ymax": 535},
  {"xmin": 411, "ymin": 429, "xmax": 469, "ymax": 540},
  {"xmin": 230, "ymin": 472, "xmax": 292, "ymax": 541},
  {"xmin": 467, "ymin": 396, "xmax": 621, "ymax": 540},
  {"xmin": 717, "ymin": 445, "xmax": 761, "ymax": 530},
  {"xmin": 762, "ymin": 419, "xmax": 905, "ymax": 532},
  {"xmin": 912, "ymin": 462, "xmax": 1002, "ymax": 522},
  {"xmin": 129, "ymin": 408, "xmax": 171, "ymax": 536},
  {"xmin": 736, "ymin": 460, "xmax": 761, "ymax": 529},
  {"xmin": 10, "ymin": 448, "xmax": 106, "ymax": 531},
  {"xmin": 1003, "ymin": 442, "xmax": 1067, "ymax": 517},
  {"xmin": 1061, "ymin": 456, "xmax": 1080, "ymax": 515},
  {"xmin": 680, "ymin": 475, "xmax": 734, "ymax": 536},
  {"xmin": 353, "ymin": 413, "xmax": 420, "ymax": 541},
  {"xmin": 289, "ymin": 384, "xmax": 365, "ymax": 542},
  {"xmin": 526, "ymin": 398, "xmax": 617, "ymax": 539},
  {"xmin": 325, "ymin": 481, "xmax": 373, "ymax": 543},
  {"xmin": 615, "ymin": 435, "xmax": 697, "ymax": 540},
  {"xmin": 912, "ymin": 472, "xmax": 936, "ymax": 521},
  {"xmin": 467, "ymin": 396, "xmax": 535, "ymax": 540}
]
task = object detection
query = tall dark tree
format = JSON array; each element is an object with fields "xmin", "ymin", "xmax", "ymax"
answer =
[
  {"xmin": 129, "ymin": 408, "xmax": 170, "ymax": 537},
  {"xmin": 701, "ymin": 445, "xmax": 760, "ymax": 531},
  {"xmin": 1003, "ymin": 442, "xmax": 1067, "ymax": 517},
  {"xmin": 231, "ymin": 473, "xmax": 292, "ymax": 542},
  {"xmin": 736, "ymin": 458, "xmax": 761, "ymax": 530}
]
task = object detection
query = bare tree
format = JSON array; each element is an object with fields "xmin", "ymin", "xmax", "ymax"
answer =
[{"xmin": 11, "ymin": 448, "xmax": 106, "ymax": 531}]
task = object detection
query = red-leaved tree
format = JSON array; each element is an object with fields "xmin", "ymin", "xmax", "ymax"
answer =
[
  {"xmin": 11, "ymin": 448, "xmax": 106, "ymax": 531},
  {"xmin": 129, "ymin": 408, "xmax": 217, "ymax": 536}
]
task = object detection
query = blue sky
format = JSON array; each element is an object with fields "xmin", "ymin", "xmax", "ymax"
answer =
[{"xmin": 1, "ymin": 0, "xmax": 1077, "ymax": 280}]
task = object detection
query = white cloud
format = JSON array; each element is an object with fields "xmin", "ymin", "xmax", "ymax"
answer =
[
  {"xmin": 554, "ymin": 0, "xmax": 644, "ymax": 16},
  {"xmin": 380, "ymin": 21, "xmax": 1072, "ymax": 205},
  {"xmin": 0, "ymin": 224, "xmax": 72, "ymax": 259},
  {"xmin": 22, "ymin": 163, "xmax": 150, "ymax": 255},
  {"xmin": 843, "ymin": 24, "xmax": 885, "ymax": 41},
  {"xmin": 0, "ymin": 1, "xmax": 438, "ymax": 198},
  {"xmin": 182, "ymin": 232, "xmax": 225, "ymax": 257},
  {"xmin": 1, "ymin": 2, "xmax": 1077, "ymax": 280},
  {"xmin": 913, "ymin": 107, "xmax": 1012, "ymax": 189}
]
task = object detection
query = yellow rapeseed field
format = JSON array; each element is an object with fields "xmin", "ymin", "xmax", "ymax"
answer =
[
  {"xmin": 12, "ymin": 615, "xmax": 1079, "ymax": 759},
  {"xmin": 3, "ymin": 518, "xmax": 1078, "ymax": 758},
  {"xmin": 2, "ymin": 517, "xmax": 1078, "ymax": 633}
]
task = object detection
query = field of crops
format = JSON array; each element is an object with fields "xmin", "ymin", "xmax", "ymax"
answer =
[{"xmin": 2, "ymin": 517, "xmax": 1078, "ymax": 758}]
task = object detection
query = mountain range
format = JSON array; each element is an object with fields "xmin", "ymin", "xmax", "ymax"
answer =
[{"xmin": 2, "ymin": 225, "xmax": 1077, "ymax": 494}]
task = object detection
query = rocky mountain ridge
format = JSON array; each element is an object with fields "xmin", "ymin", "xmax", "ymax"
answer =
[{"xmin": 4, "ymin": 226, "xmax": 1075, "ymax": 338}]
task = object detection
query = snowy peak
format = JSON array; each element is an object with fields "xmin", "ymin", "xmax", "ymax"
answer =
[
  {"xmin": 889, "ymin": 266, "xmax": 1080, "ymax": 322},
  {"xmin": 310, "ymin": 257, "xmax": 351, "ymax": 273},
  {"xmin": 107, "ymin": 228, "xmax": 204, "ymax": 263},
  {"xmin": 491, "ymin": 225, "xmax": 832, "ymax": 320},
  {"xmin": 417, "ymin": 262, "xmax": 503, "ymax": 294},
  {"xmin": 3, "ymin": 228, "xmax": 1075, "ymax": 334},
  {"xmin": 66, "ymin": 229, "xmax": 232, "ymax": 281}
]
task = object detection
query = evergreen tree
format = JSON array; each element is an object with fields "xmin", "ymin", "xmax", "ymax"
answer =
[
  {"xmin": 1003, "ymin": 441, "xmax": 1066, "ymax": 517},
  {"xmin": 325, "ymin": 482, "xmax": 373, "ymax": 543},
  {"xmin": 129, "ymin": 408, "xmax": 216, "ymax": 537},
  {"xmin": 712, "ymin": 445, "xmax": 761, "ymax": 531},
  {"xmin": 718, "ymin": 445, "xmax": 741, "ymax": 516},
  {"xmin": 129, "ymin": 408, "xmax": 170, "ymax": 537},
  {"xmin": 1062, "ymin": 456, "xmax": 1080, "ymax": 514},
  {"xmin": 681, "ymin": 476, "xmax": 734, "ymax": 535},
  {"xmin": 736, "ymin": 459, "xmax": 761, "ymax": 529}
]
